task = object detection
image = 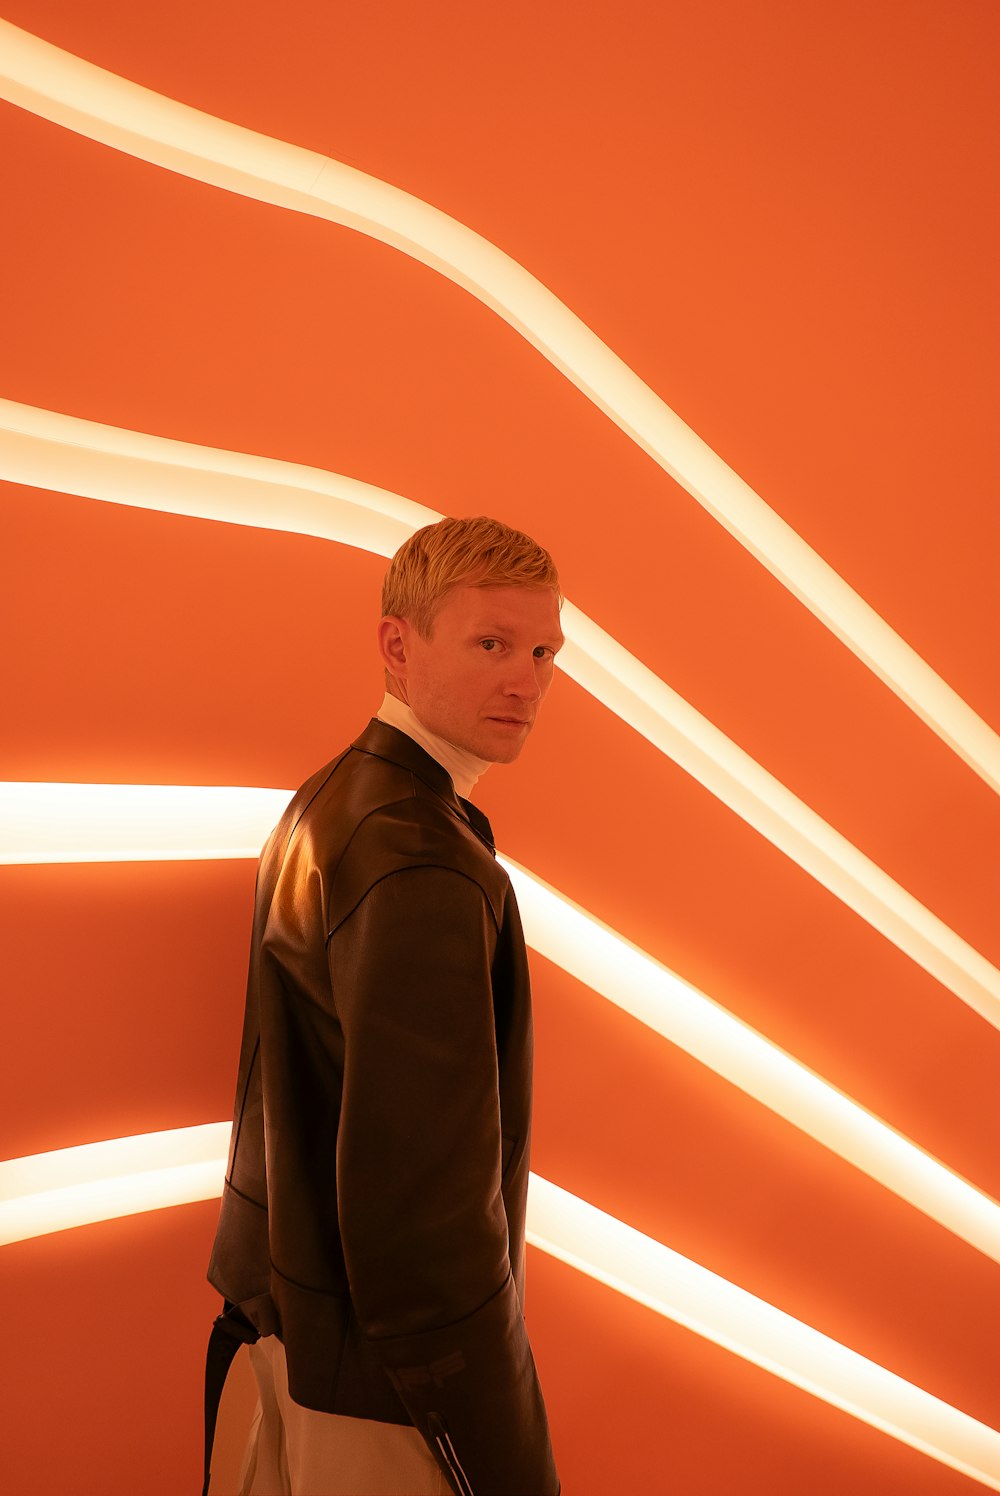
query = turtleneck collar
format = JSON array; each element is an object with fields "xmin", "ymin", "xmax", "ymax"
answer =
[{"xmin": 376, "ymin": 691, "xmax": 492, "ymax": 800}]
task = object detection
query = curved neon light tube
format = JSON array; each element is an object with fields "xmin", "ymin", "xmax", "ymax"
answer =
[
  {"xmin": 2, "ymin": 407, "xmax": 999, "ymax": 1032},
  {"xmin": 527, "ymin": 1176, "xmax": 1000, "ymax": 1494},
  {"xmin": 503, "ymin": 855, "xmax": 1000, "ymax": 1267},
  {"xmin": 2, "ymin": 1128, "xmax": 998, "ymax": 1491},
  {"xmin": 0, "ymin": 23, "xmax": 998, "ymax": 800},
  {"xmin": 0, "ymin": 1124, "xmax": 228, "ymax": 1244},
  {"xmin": 0, "ymin": 399, "xmax": 435, "ymax": 561},
  {"xmin": 3, "ymin": 784, "xmax": 998, "ymax": 1263}
]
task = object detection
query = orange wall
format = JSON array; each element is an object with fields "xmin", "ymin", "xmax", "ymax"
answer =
[{"xmin": 2, "ymin": 3, "xmax": 998, "ymax": 1492}]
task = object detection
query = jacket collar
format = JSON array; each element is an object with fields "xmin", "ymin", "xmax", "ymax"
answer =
[{"xmin": 351, "ymin": 718, "xmax": 496, "ymax": 851}]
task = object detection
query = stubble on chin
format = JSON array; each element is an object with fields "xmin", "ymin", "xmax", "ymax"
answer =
[{"xmin": 484, "ymin": 726, "xmax": 533, "ymax": 765}]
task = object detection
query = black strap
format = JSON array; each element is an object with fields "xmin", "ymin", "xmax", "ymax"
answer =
[{"xmin": 202, "ymin": 1302, "xmax": 261, "ymax": 1496}]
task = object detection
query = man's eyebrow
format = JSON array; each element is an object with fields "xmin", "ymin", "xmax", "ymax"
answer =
[{"xmin": 473, "ymin": 623, "xmax": 566, "ymax": 649}]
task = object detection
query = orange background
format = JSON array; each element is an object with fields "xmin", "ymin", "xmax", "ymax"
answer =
[{"xmin": 1, "ymin": 2, "xmax": 999, "ymax": 1492}]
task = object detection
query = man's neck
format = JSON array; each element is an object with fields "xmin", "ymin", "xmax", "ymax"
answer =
[{"xmin": 376, "ymin": 692, "xmax": 492, "ymax": 800}]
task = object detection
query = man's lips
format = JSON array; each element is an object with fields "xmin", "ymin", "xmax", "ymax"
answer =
[{"xmin": 488, "ymin": 715, "xmax": 531, "ymax": 725}]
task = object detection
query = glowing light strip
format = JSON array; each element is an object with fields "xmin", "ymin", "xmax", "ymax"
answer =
[
  {"xmin": 0, "ymin": 782, "xmax": 292, "ymax": 863},
  {"xmin": 0, "ymin": 23, "xmax": 997, "ymax": 799},
  {"xmin": 0, "ymin": 1124, "xmax": 229, "ymax": 1244},
  {"xmin": 3, "ymin": 784, "xmax": 998, "ymax": 1261},
  {"xmin": 553, "ymin": 605, "xmax": 1000, "ymax": 1031},
  {"xmin": 0, "ymin": 399, "xmax": 436, "ymax": 559},
  {"xmin": 526, "ymin": 1176, "xmax": 1000, "ymax": 1494},
  {"xmin": 501, "ymin": 856, "xmax": 1000, "ymax": 1266},
  {"xmin": 2, "ymin": 1128, "xmax": 998, "ymax": 1490},
  {"xmin": 3, "ymin": 410, "xmax": 999, "ymax": 1030}
]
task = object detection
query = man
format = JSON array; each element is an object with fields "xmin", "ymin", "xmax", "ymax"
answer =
[{"xmin": 205, "ymin": 516, "xmax": 563, "ymax": 1496}]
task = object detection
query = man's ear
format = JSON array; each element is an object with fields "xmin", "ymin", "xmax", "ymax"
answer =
[{"xmin": 376, "ymin": 616, "xmax": 409, "ymax": 684}]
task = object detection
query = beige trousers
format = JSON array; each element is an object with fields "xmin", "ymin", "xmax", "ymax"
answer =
[{"xmin": 240, "ymin": 1336, "xmax": 451, "ymax": 1496}]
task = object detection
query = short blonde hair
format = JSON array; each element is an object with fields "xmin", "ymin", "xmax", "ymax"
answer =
[{"xmin": 381, "ymin": 516, "xmax": 561, "ymax": 637}]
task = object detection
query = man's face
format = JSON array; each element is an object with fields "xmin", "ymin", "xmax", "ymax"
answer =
[{"xmin": 380, "ymin": 584, "xmax": 565, "ymax": 763}]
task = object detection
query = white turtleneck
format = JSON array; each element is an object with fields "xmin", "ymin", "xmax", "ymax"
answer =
[{"xmin": 376, "ymin": 691, "xmax": 492, "ymax": 800}]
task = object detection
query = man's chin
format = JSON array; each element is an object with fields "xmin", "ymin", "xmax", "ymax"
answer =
[{"xmin": 485, "ymin": 741, "xmax": 527, "ymax": 765}]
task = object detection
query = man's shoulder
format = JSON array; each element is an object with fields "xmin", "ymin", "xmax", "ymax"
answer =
[
  {"xmin": 275, "ymin": 722, "xmax": 507, "ymax": 931},
  {"xmin": 329, "ymin": 778, "xmax": 506, "ymax": 934},
  {"xmin": 276, "ymin": 720, "xmax": 445, "ymax": 840},
  {"xmin": 292, "ymin": 721, "xmax": 465, "ymax": 840}
]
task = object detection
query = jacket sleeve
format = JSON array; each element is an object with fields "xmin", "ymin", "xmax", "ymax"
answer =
[{"xmin": 328, "ymin": 863, "xmax": 558, "ymax": 1496}]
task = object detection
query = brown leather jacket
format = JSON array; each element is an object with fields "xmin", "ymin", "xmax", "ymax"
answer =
[{"xmin": 208, "ymin": 719, "xmax": 558, "ymax": 1495}]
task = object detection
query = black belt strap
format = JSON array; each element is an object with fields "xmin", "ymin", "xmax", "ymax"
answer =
[{"xmin": 202, "ymin": 1301, "xmax": 262, "ymax": 1496}]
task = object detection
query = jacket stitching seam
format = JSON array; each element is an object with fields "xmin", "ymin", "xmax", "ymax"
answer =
[
  {"xmin": 325, "ymin": 863, "xmax": 503, "ymax": 946},
  {"xmin": 222, "ymin": 1177, "xmax": 267, "ymax": 1211}
]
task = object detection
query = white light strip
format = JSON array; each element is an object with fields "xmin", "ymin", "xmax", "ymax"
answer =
[
  {"xmin": 2, "ymin": 1127, "xmax": 997, "ymax": 1490},
  {"xmin": 553, "ymin": 605, "xmax": 1000, "ymax": 1031},
  {"xmin": 2, "ymin": 783, "xmax": 998, "ymax": 1261},
  {"xmin": 0, "ymin": 23, "xmax": 997, "ymax": 799},
  {"xmin": 526, "ymin": 1175, "xmax": 1000, "ymax": 1494},
  {"xmin": 502, "ymin": 856, "xmax": 1000, "ymax": 1266},
  {"xmin": 0, "ymin": 399, "xmax": 436, "ymax": 559},
  {"xmin": 3, "ymin": 408, "xmax": 999, "ymax": 1032},
  {"xmin": 0, "ymin": 1123, "xmax": 229, "ymax": 1244},
  {"xmin": 0, "ymin": 782, "xmax": 292, "ymax": 863}
]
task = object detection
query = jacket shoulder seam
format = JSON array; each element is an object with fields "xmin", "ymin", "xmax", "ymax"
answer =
[{"xmin": 326, "ymin": 863, "xmax": 502, "ymax": 946}]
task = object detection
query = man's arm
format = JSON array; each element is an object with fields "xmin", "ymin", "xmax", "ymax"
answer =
[{"xmin": 329, "ymin": 863, "xmax": 558, "ymax": 1496}]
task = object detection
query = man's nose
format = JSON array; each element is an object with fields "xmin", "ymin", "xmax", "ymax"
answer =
[{"xmin": 502, "ymin": 653, "xmax": 543, "ymax": 702}]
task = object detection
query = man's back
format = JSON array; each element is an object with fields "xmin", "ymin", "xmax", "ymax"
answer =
[{"xmin": 208, "ymin": 718, "xmax": 557, "ymax": 1494}]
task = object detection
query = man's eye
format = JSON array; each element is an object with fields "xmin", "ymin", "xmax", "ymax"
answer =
[
  {"xmin": 533, "ymin": 646, "xmax": 553, "ymax": 659},
  {"xmin": 481, "ymin": 639, "xmax": 498, "ymax": 651}
]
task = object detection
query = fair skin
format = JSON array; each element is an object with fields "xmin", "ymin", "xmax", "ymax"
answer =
[{"xmin": 377, "ymin": 583, "xmax": 565, "ymax": 764}]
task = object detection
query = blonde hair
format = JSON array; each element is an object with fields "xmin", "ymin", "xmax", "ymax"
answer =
[{"xmin": 381, "ymin": 516, "xmax": 561, "ymax": 637}]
